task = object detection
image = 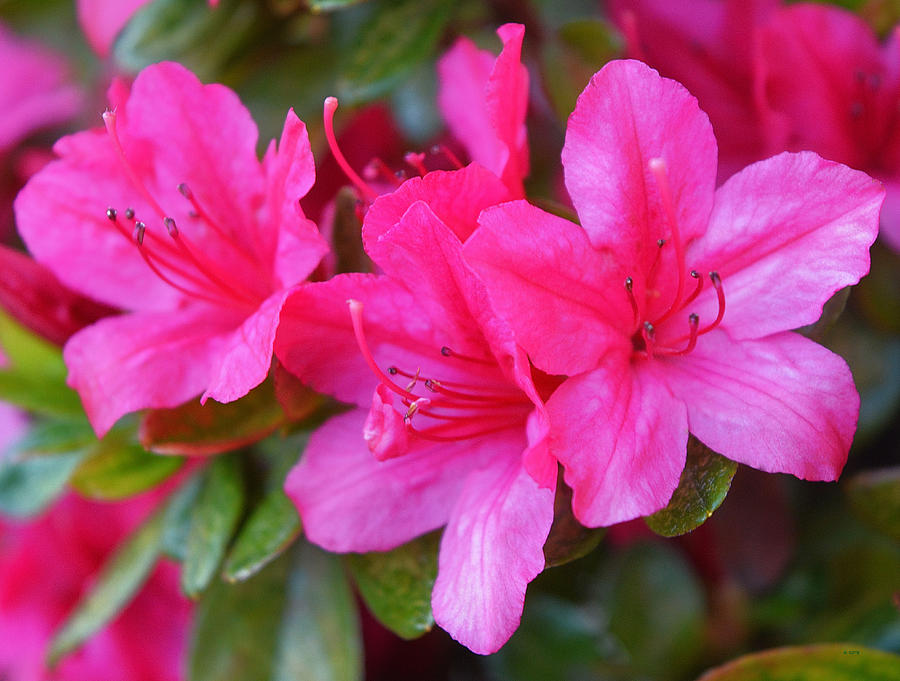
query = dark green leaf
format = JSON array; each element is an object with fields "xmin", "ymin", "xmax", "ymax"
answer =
[
  {"xmin": 47, "ymin": 498, "xmax": 168, "ymax": 665},
  {"xmin": 0, "ymin": 311, "xmax": 82, "ymax": 417},
  {"xmin": 274, "ymin": 542, "xmax": 362, "ymax": 681},
  {"xmin": 846, "ymin": 466, "xmax": 900, "ymax": 542},
  {"xmin": 543, "ymin": 473, "xmax": 604, "ymax": 568},
  {"xmin": 182, "ymin": 455, "xmax": 245, "ymax": 597},
  {"xmin": 161, "ymin": 474, "xmax": 205, "ymax": 562},
  {"xmin": 646, "ymin": 437, "xmax": 737, "ymax": 537},
  {"xmin": 223, "ymin": 489, "xmax": 302, "ymax": 582},
  {"xmin": 140, "ymin": 379, "xmax": 288, "ymax": 456},
  {"xmin": 345, "ymin": 532, "xmax": 439, "ymax": 640},
  {"xmin": 71, "ymin": 425, "xmax": 183, "ymax": 500},
  {"xmin": 696, "ymin": 643, "xmax": 900, "ymax": 681},
  {"xmin": 0, "ymin": 450, "xmax": 84, "ymax": 517},
  {"xmin": 114, "ymin": 0, "xmax": 260, "ymax": 80},
  {"xmin": 189, "ymin": 550, "xmax": 291, "ymax": 681},
  {"xmin": 336, "ymin": 0, "xmax": 454, "ymax": 104}
]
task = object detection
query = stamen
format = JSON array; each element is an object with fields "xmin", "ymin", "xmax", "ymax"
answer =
[
  {"xmin": 430, "ymin": 144, "xmax": 464, "ymax": 170},
  {"xmin": 642, "ymin": 321, "xmax": 655, "ymax": 359},
  {"xmin": 166, "ymin": 222, "xmax": 255, "ymax": 304},
  {"xmin": 625, "ymin": 277, "xmax": 639, "ymax": 329},
  {"xmin": 363, "ymin": 158, "xmax": 402, "ymax": 186},
  {"xmin": 438, "ymin": 346, "xmax": 494, "ymax": 366},
  {"xmin": 106, "ymin": 207, "xmax": 117, "ymax": 221},
  {"xmin": 404, "ymin": 152, "xmax": 427, "ymax": 176},
  {"xmin": 347, "ymin": 300, "xmax": 417, "ymax": 401},
  {"xmin": 405, "ymin": 367, "xmax": 421, "ymax": 392},
  {"xmin": 666, "ymin": 313, "xmax": 699, "ymax": 356},
  {"xmin": 681, "ymin": 270, "xmax": 704, "ymax": 307},
  {"xmin": 698, "ymin": 271, "xmax": 725, "ymax": 334},
  {"xmin": 403, "ymin": 397, "xmax": 431, "ymax": 423},
  {"xmin": 102, "ymin": 110, "xmax": 167, "ymax": 220},
  {"xmin": 323, "ymin": 98, "xmax": 377, "ymax": 202},
  {"xmin": 647, "ymin": 238, "xmax": 666, "ymax": 285},
  {"xmin": 648, "ymin": 158, "xmax": 687, "ymax": 318},
  {"xmin": 405, "ymin": 420, "xmax": 522, "ymax": 442},
  {"xmin": 124, "ymin": 207, "xmax": 135, "ymax": 221}
]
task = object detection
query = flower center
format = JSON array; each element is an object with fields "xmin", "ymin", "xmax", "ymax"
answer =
[
  {"xmin": 101, "ymin": 109, "xmax": 269, "ymax": 309},
  {"xmin": 624, "ymin": 158, "xmax": 726, "ymax": 358},
  {"xmin": 347, "ymin": 299, "xmax": 531, "ymax": 455}
]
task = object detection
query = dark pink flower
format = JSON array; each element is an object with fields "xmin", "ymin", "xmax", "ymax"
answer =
[
  {"xmin": 756, "ymin": 3, "xmax": 900, "ymax": 250},
  {"xmin": 464, "ymin": 60, "xmax": 882, "ymax": 527},
  {"xmin": 277, "ymin": 164, "xmax": 556, "ymax": 654},
  {"xmin": 0, "ymin": 494, "xmax": 190, "ymax": 681},
  {"xmin": 437, "ymin": 23, "xmax": 529, "ymax": 196},
  {"xmin": 607, "ymin": 0, "xmax": 778, "ymax": 179},
  {"xmin": 15, "ymin": 62, "xmax": 327, "ymax": 435}
]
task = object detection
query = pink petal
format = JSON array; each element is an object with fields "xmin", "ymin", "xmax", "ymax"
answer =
[
  {"xmin": 76, "ymin": 0, "xmax": 153, "ymax": 56},
  {"xmin": 64, "ymin": 307, "xmax": 240, "ymax": 435},
  {"xmin": 437, "ymin": 24, "xmax": 529, "ymax": 196},
  {"xmin": 263, "ymin": 109, "xmax": 328, "ymax": 287},
  {"xmin": 285, "ymin": 410, "xmax": 519, "ymax": 552},
  {"xmin": 275, "ymin": 274, "xmax": 441, "ymax": 407},
  {"xmin": 562, "ymin": 59, "xmax": 717, "ymax": 269},
  {"xmin": 687, "ymin": 152, "xmax": 883, "ymax": 340},
  {"xmin": 466, "ymin": 200, "xmax": 632, "ymax": 376},
  {"xmin": 202, "ymin": 288, "xmax": 292, "ymax": 405},
  {"xmin": 656, "ymin": 330, "xmax": 857, "ymax": 481},
  {"xmin": 756, "ymin": 4, "xmax": 893, "ymax": 168},
  {"xmin": 363, "ymin": 164, "xmax": 510, "ymax": 246},
  {"xmin": 0, "ymin": 22, "xmax": 82, "ymax": 152},
  {"xmin": 432, "ymin": 459, "xmax": 554, "ymax": 655},
  {"xmin": 878, "ymin": 178, "xmax": 900, "ymax": 252},
  {"xmin": 608, "ymin": 0, "xmax": 776, "ymax": 177},
  {"xmin": 546, "ymin": 353, "xmax": 688, "ymax": 527},
  {"xmin": 362, "ymin": 384, "xmax": 410, "ymax": 461}
]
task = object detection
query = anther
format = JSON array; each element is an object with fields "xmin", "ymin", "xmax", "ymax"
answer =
[
  {"xmin": 441, "ymin": 346, "xmax": 452, "ymax": 357},
  {"xmin": 681, "ymin": 270, "xmax": 704, "ymax": 307},
  {"xmin": 388, "ymin": 367, "xmax": 398, "ymax": 375},
  {"xmin": 625, "ymin": 276, "xmax": 639, "ymax": 328},
  {"xmin": 405, "ymin": 152, "xmax": 427, "ymax": 176},
  {"xmin": 134, "ymin": 221, "xmax": 146, "ymax": 245},
  {"xmin": 164, "ymin": 217, "xmax": 178, "ymax": 237},
  {"xmin": 106, "ymin": 207, "xmax": 117, "ymax": 221},
  {"xmin": 124, "ymin": 207, "xmax": 135, "ymax": 220},
  {"xmin": 177, "ymin": 182, "xmax": 193, "ymax": 199},
  {"xmin": 657, "ymin": 239, "xmax": 665, "ymax": 248}
]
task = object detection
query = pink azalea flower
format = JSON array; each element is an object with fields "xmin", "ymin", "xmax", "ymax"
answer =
[
  {"xmin": 755, "ymin": 3, "xmax": 900, "ymax": 250},
  {"xmin": 0, "ymin": 21, "xmax": 81, "ymax": 155},
  {"xmin": 607, "ymin": 0, "xmax": 778, "ymax": 179},
  {"xmin": 437, "ymin": 23, "xmax": 529, "ymax": 196},
  {"xmin": 15, "ymin": 62, "xmax": 327, "ymax": 435},
  {"xmin": 277, "ymin": 164, "xmax": 556, "ymax": 654},
  {"xmin": 464, "ymin": 60, "xmax": 883, "ymax": 527},
  {"xmin": 0, "ymin": 493, "xmax": 191, "ymax": 681}
]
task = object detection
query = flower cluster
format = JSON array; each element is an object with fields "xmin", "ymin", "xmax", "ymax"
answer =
[{"xmin": 0, "ymin": 4, "xmax": 893, "ymax": 679}]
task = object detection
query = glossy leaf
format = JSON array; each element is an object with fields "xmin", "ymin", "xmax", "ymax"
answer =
[
  {"xmin": 0, "ymin": 419, "xmax": 95, "ymax": 517},
  {"xmin": 114, "ymin": 0, "xmax": 259, "ymax": 80},
  {"xmin": 0, "ymin": 310, "xmax": 82, "ymax": 417},
  {"xmin": 345, "ymin": 532, "xmax": 439, "ymax": 640},
  {"xmin": 182, "ymin": 455, "xmax": 245, "ymax": 597},
  {"xmin": 309, "ymin": 0, "xmax": 369, "ymax": 11},
  {"xmin": 47, "ymin": 497, "xmax": 168, "ymax": 665},
  {"xmin": 544, "ymin": 474, "xmax": 605, "ymax": 568},
  {"xmin": 140, "ymin": 379, "xmax": 288, "ymax": 456},
  {"xmin": 846, "ymin": 466, "xmax": 900, "ymax": 542},
  {"xmin": 189, "ymin": 550, "xmax": 290, "ymax": 681},
  {"xmin": 223, "ymin": 489, "xmax": 302, "ymax": 583},
  {"xmin": 273, "ymin": 542, "xmax": 363, "ymax": 681},
  {"xmin": 71, "ymin": 425, "xmax": 183, "ymax": 500},
  {"xmin": 336, "ymin": 0, "xmax": 454, "ymax": 104},
  {"xmin": 646, "ymin": 437, "xmax": 738, "ymax": 537},
  {"xmin": 697, "ymin": 643, "xmax": 900, "ymax": 681}
]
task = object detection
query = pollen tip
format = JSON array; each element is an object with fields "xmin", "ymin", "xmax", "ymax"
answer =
[
  {"xmin": 689, "ymin": 312, "xmax": 699, "ymax": 323},
  {"xmin": 106, "ymin": 207, "xmax": 117, "ymax": 221},
  {"xmin": 177, "ymin": 182, "xmax": 192, "ymax": 199},
  {"xmin": 324, "ymin": 96, "xmax": 339, "ymax": 114},
  {"xmin": 690, "ymin": 270, "xmax": 699, "ymax": 278},
  {"xmin": 133, "ymin": 221, "xmax": 146, "ymax": 245},
  {"xmin": 388, "ymin": 366, "xmax": 398, "ymax": 375},
  {"xmin": 709, "ymin": 271, "xmax": 721, "ymax": 283},
  {"xmin": 648, "ymin": 157, "xmax": 666, "ymax": 172},
  {"xmin": 124, "ymin": 207, "xmax": 135, "ymax": 220},
  {"xmin": 164, "ymin": 217, "xmax": 178, "ymax": 237},
  {"xmin": 624, "ymin": 276, "xmax": 633, "ymax": 291},
  {"xmin": 440, "ymin": 346, "xmax": 452, "ymax": 357},
  {"xmin": 657, "ymin": 238, "xmax": 666, "ymax": 248},
  {"xmin": 346, "ymin": 298, "xmax": 362, "ymax": 312}
]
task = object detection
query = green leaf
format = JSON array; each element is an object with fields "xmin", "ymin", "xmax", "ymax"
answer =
[
  {"xmin": 309, "ymin": 0, "xmax": 369, "ymax": 11},
  {"xmin": 336, "ymin": 0, "xmax": 455, "ymax": 104},
  {"xmin": 543, "ymin": 473, "xmax": 605, "ymax": 568},
  {"xmin": 189, "ymin": 550, "xmax": 291, "ymax": 681},
  {"xmin": 223, "ymin": 489, "xmax": 302, "ymax": 582},
  {"xmin": 114, "ymin": 0, "xmax": 260, "ymax": 80},
  {"xmin": 161, "ymin": 474, "xmax": 204, "ymax": 562},
  {"xmin": 0, "ymin": 311, "xmax": 82, "ymax": 417},
  {"xmin": 181, "ymin": 455, "xmax": 245, "ymax": 597},
  {"xmin": 71, "ymin": 425, "xmax": 183, "ymax": 500},
  {"xmin": 646, "ymin": 437, "xmax": 737, "ymax": 537},
  {"xmin": 696, "ymin": 643, "xmax": 900, "ymax": 681},
  {"xmin": 140, "ymin": 379, "xmax": 287, "ymax": 456},
  {"xmin": 345, "ymin": 532, "xmax": 439, "ymax": 640},
  {"xmin": 273, "ymin": 542, "xmax": 363, "ymax": 681},
  {"xmin": 47, "ymin": 497, "xmax": 168, "ymax": 665},
  {"xmin": 846, "ymin": 467, "xmax": 900, "ymax": 542},
  {"xmin": 0, "ymin": 419, "xmax": 96, "ymax": 517}
]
